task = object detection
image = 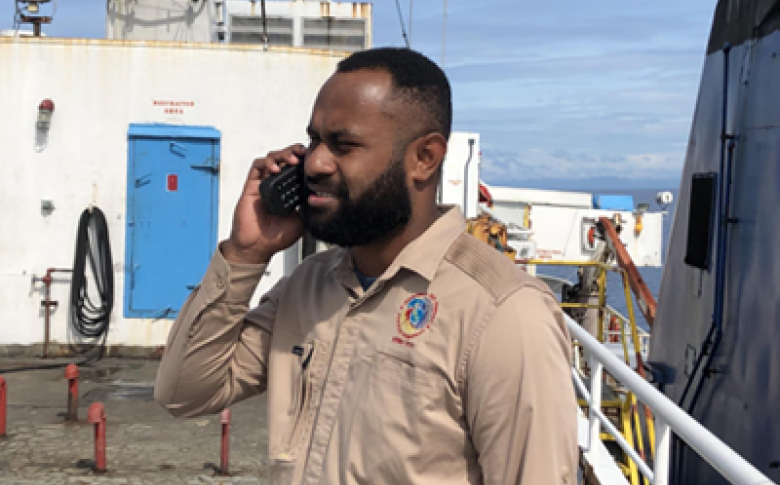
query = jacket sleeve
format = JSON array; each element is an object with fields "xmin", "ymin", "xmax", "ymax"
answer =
[
  {"xmin": 154, "ymin": 246, "xmax": 287, "ymax": 418},
  {"xmin": 465, "ymin": 287, "xmax": 579, "ymax": 485}
]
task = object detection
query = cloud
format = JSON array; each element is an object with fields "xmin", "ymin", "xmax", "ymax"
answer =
[
  {"xmin": 371, "ymin": 0, "xmax": 714, "ymax": 185},
  {"xmin": 479, "ymin": 147, "xmax": 681, "ymax": 187}
]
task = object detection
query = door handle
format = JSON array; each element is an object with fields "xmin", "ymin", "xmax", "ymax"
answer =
[
  {"xmin": 170, "ymin": 142, "xmax": 188, "ymax": 157},
  {"xmin": 135, "ymin": 173, "xmax": 152, "ymax": 188},
  {"xmin": 190, "ymin": 163, "xmax": 220, "ymax": 174}
]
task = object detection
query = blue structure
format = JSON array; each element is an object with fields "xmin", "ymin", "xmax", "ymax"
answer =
[
  {"xmin": 124, "ymin": 124, "xmax": 220, "ymax": 318},
  {"xmin": 592, "ymin": 194, "xmax": 634, "ymax": 211}
]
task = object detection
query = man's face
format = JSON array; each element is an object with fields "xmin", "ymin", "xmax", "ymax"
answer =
[{"xmin": 300, "ymin": 70, "xmax": 413, "ymax": 247}]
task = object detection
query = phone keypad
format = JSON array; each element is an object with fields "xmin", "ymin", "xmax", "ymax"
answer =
[{"xmin": 260, "ymin": 163, "xmax": 304, "ymax": 215}]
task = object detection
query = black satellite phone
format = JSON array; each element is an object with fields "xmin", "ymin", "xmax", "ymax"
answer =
[{"xmin": 259, "ymin": 157, "xmax": 305, "ymax": 216}]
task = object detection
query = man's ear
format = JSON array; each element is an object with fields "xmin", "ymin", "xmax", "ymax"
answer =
[{"xmin": 409, "ymin": 133, "xmax": 448, "ymax": 183}]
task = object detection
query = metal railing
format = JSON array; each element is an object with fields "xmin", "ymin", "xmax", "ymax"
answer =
[
  {"xmin": 604, "ymin": 305, "xmax": 650, "ymax": 358},
  {"xmin": 568, "ymin": 314, "xmax": 776, "ymax": 485},
  {"xmin": 533, "ymin": 265, "xmax": 651, "ymax": 361}
]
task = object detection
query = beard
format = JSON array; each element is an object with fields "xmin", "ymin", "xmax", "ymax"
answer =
[{"xmin": 300, "ymin": 151, "xmax": 412, "ymax": 248}]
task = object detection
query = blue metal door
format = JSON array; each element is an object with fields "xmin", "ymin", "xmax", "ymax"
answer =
[{"xmin": 125, "ymin": 125, "xmax": 220, "ymax": 318}]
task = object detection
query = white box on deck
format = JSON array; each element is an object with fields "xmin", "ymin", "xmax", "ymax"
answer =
[
  {"xmin": 483, "ymin": 184, "xmax": 664, "ymax": 267},
  {"xmin": 527, "ymin": 206, "xmax": 663, "ymax": 267},
  {"xmin": 489, "ymin": 186, "xmax": 592, "ymax": 209}
]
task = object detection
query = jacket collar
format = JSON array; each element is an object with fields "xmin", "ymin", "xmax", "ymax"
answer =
[{"xmin": 328, "ymin": 205, "xmax": 465, "ymax": 289}]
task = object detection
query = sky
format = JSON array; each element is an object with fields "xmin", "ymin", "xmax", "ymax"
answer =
[{"xmin": 1, "ymin": 0, "xmax": 717, "ymax": 190}]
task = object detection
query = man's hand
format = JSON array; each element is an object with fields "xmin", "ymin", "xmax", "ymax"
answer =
[{"xmin": 222, "ymin": 144, "xmax": 307, "ymax": 264}]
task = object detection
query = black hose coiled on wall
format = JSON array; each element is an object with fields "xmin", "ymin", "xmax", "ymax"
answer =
[
  {"xmin": 0, "ymin": 207, "xmax": 114, "ymax": 373},
  {"xmin": 70, "ymin": 207, "xmax": 114, "ymax": 343}
]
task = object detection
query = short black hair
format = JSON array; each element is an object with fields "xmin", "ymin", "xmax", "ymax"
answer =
[{"xmin": 336, "ymin": 47, "xmax": 452, "ymax": 141}]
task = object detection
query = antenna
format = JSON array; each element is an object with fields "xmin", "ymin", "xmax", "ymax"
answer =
[
  {"xmin": 394, "ymin": 0, "xmax": 410, "ymax": 48},
  {"xmin": 408, "ymin": 0, "xmax": 413, "ymax": 46},
  {"xmin": 441, "ymin": 0, "xmax": 448, "ymax": 67},
  {"xmin": 260, "ymin": 0, "xmax": 268, "ymax": 50}
]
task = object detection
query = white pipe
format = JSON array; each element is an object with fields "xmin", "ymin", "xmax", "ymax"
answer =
[
  {"xmin": 654, "ymin": 417, "xmax": 672, "ymax": 485},
  {"xmin": 588, "ymin": 357, "xmax": 603, "ymax": 453},
  {"xmin": 566, "ymin": 315, "xmax": 776, "ymax": 485}
]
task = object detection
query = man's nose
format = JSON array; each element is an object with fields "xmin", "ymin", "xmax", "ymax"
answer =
[{"xmin": 305, "ymin": 145, "xmax": 337, "ymax": 178}]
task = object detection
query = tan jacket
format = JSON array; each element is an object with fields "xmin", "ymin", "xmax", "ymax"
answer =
[{"xmin": 155, "ymin": 206, "xmax": 578, "ymax": 485}]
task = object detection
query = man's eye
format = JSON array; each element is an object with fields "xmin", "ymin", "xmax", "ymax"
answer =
[{"xmin": 328, "ymin": 142, "xmax": 349, "ymax": 154}]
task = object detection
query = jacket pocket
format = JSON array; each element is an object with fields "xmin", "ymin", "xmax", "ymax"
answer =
[
  {"xmin": 370, "ymin": 350, "xmax": 440, "ymax": 392},
  {"xmin": 281, "ymin": 340, "xmax": 321, "ymax": 458}
]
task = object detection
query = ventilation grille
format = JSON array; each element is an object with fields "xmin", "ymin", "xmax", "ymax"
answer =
[
  {"xmin": 302, "ymin": 17, "xmax": 366, "ymax": 51},
  {"xmin": 229, "ymin": 15, "xmax": 293, "ymax": 46},
  {"xmin": 228, "ymin": 15, "xmax": 368, "ymax": 51}
]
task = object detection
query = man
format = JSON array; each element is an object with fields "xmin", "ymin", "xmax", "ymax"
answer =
[{"xmin": 155, "ymin": 47, "xmax": 577, "ymax": 485}]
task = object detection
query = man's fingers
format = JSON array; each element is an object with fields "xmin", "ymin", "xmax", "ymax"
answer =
[
  {"xmin": 265, "ymin": 145, "xmax": 304, "ymax": 173},
  {"xmin": 290, "ymin": 143, "xmax": 307, "ymax": 160},
  {"xmin": 243, "ymin": 156, "xmax": 273, "ymax": 196},
  {"xmin": 266, "ymin": 154, "xmax": 283, "ymax": 174},
  {"xmin": 250, "ymin": 155, "xmax": 273, "ymax": 176},
  {"xmin": 272, "ymin": 144, "xmax": 306, "ymax": 170}
]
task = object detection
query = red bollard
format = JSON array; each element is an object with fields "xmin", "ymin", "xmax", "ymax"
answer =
[
  {"xmin": 0, "ymin": 376, "xmax": 6, "ymax": 438},
  {"xmin": 219, "ymin": 408, "xmax": 231, "ymax": 475},
  {"xmin": 65, "ymin": 364, "xmax": 79, "ymax": 422},
  {"xmin": 87, "ymin": 402, "xmax": 106, "ymax": 472}
]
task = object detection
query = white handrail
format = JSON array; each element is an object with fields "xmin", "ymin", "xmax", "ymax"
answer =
[
  {"xmin": 572, "ymin": 367, "xmax": 654, "ymax": 481},
  {"xmin": 567, "ymin": 314, "xmax": 776, "ymax": 485}
]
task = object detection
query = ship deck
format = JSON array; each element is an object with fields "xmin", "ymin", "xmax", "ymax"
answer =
[{"xmin": 0, "ymin": 358, "xmax": 267, "ymax": 484}]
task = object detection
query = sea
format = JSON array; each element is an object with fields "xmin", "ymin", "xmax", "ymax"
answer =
[{"xmin": 539, "ymin": 188, "xmax": 679, "ymax": 331}]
